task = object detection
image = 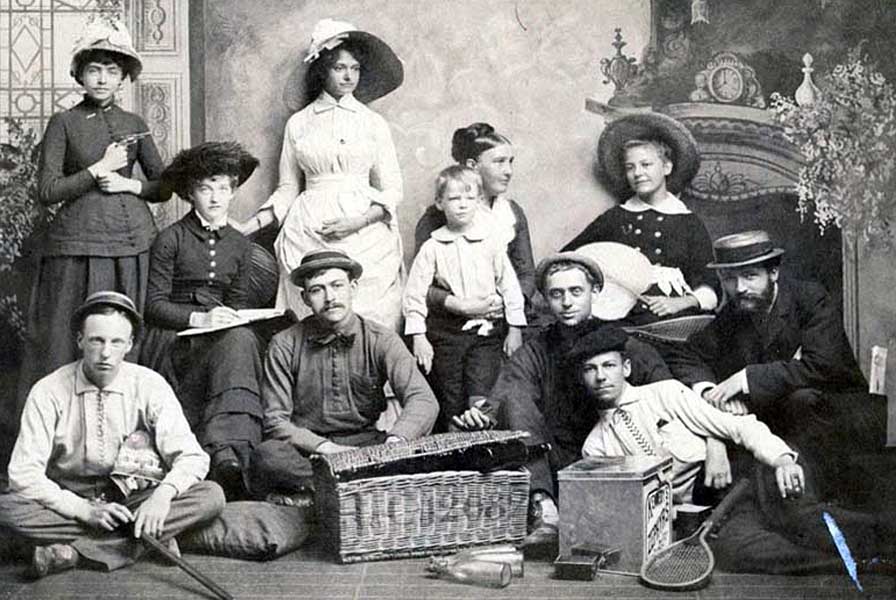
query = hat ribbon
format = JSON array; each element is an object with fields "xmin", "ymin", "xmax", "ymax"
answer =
[
  {"xmin": 304, "ymin": 32, "xmax": 349, "ymax": 64},
  {"xmin": 73, "ymin": 21, "xmax": 133, "ymax": 55}
]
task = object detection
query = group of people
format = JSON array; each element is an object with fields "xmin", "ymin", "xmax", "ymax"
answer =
[{"xmin": 1, "ymin": 16, "xmax": 892, "ymax": 582}]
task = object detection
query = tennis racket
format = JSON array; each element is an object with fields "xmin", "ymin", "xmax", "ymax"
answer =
[
  {"xmin": 639, "ymin": 478, "xmax": 750, "ymax": 592},
  {"xmin": 623, "ymin": 314, "xmax": 715, "ymax": 344}
]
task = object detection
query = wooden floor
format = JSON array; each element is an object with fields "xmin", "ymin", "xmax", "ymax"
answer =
[{"xmin": 1, "ymin": 544, "xmax": 893, "ymax": 600}]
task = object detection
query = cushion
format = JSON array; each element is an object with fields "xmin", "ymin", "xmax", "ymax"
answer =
[{"xmin": 179, "ymin": 501, "xmax": 312, "ymax": 561}]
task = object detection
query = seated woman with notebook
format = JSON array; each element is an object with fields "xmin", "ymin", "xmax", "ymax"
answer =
[{"xmin": 139, "ymin": 141, "xmax": 265, "ymax": 501}]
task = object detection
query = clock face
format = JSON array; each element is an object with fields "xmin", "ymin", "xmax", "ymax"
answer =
[{"xmin": 709, "ymin": 65, "xmax": 744, "ymax": 103}]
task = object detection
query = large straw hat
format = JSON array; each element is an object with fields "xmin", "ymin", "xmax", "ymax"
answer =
[
  {"xmin": 70, "ymin": 18, "xmax": 142, "ymax": 82},
  {"xmin": 283, "ymin": 18, "xmax": 404, "ymax": 110},
  {"xmin": 597, "ymin": 112, "xmax": 700, "ymax": 200}
]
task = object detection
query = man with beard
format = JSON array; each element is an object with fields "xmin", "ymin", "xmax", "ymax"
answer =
[
  {"xmin": 452, "ymin": 252, "xmax": 673, "ymax": 544},
  {"xmin": 664, "ymin": 231, "xmax": 895, "ymax": 573},
  {"xmin": 667, "ymin": 230, "xmax": 885, "ymax": 447}
]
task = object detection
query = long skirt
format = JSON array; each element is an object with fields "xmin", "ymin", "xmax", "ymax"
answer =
[
  {"xmin": 140, "ymin": 325, "xmax": 263, "ymax": 469},
  {"xmin": 15, "ymin": 253, "xmax": 148, "ymax": 420}
]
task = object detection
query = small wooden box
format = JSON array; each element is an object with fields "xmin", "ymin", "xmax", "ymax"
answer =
[{"xmin": 557, "ymin": 456, "xmax": 673, "ymax": 572}]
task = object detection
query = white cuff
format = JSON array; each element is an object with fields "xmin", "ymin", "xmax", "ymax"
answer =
[
  {"xmin": 691, "ymin": 285, "xmax": 719, "ymax": 311},
  {"xmin": 693, "ymin": 382, "xmax": 716, "ymax": 398},
  {"xmin": 737, "ymin": 369, "xmax": 749, "ymax": 395}
]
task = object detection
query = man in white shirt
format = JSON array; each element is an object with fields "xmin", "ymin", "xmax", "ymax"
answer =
[
  {"xmin": 572, "ymin": 324, "xmax": 896, "ymax": 573},
  {"xmin": 573, "ymin": 325, "xmax": 802, "ymax": 502},
  {"xmin": 0, "ymin": 292, "xmax": 223, "ymax": 578}
]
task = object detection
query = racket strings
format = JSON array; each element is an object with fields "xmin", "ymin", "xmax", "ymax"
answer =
[{"xmin": 643, "ymin": 543, "xmax": 711, "ymax": 583}]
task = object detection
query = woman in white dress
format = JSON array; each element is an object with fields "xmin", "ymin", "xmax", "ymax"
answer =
[{"xmin": 237, "ymin": 19, "xmax": 404, "ymax": 329}]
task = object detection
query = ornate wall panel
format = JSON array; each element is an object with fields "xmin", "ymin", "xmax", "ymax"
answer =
[
  {"xmin": 0, "ymin": 0, "xmax": 126, "ymax": 137},
  {"xmin": 134, "ymin": 0, "xmax": 175, "ymax": 53}
]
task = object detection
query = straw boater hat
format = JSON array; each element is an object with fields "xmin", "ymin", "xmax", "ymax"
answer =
[
  {"xmin": 283, "ymin": 18, "xmax": 404, "ymax": 110},
  {"xmin": 70, "ymin": 19, "xmax": 142, "ymax": 82},
  {"xmin": 597, "ymin": 112, "xmax": 701, "ymax": 200},
  {"xmin": 706, "ymin": 230, "xmax": 785, "ymax": 269},
  {"xmin": 289, "ymin": 248, "xmax": 364, "ymax": 287},
  {"xmin": 160, "ymin": 141, "xmax": 259, "ymax": 201},
  {"xmin": 70, "ymin": 290, "xmax": 142, "ymax": 335}
]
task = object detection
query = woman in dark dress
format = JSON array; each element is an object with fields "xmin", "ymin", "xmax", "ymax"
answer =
[
  {"xmin": 140, "ymin": 142, "xmax": 263, "ymax": 500},
  {"xmin": 17, "ymin": 20, "xmax": 169, "ymax": 412},
  {"xmin": 562, "ymin": 113, "xmax": 719, "ymax": 325},
  {"xmin": 415, "ymin": 123, "xmax": 536, "ymax": 319}
]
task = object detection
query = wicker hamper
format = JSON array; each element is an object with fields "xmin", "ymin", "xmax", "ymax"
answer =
[{"xmin": 312, "ymin": 431, "xmax": 532, "ymax": 563}]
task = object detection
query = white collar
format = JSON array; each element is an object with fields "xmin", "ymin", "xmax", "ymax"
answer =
[
  {"xmin": 621, "ymin": 193, "xmax": 692, "ymax": 215},
  {"xmin": 196, "ymin": 211, "xmax": 226, "ymax": 231},
  {"xmin": 313, "ymin": 91, "xmax": 362, "ymax": 114},
  {"xmin": 431, "ymin": 220, "xmax": 489, "ymax": 243}
]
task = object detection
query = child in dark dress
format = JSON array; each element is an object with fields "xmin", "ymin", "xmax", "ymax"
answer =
[{"xmin": 563, "ymin": 113, "xmax": 719, "ymax": 325}]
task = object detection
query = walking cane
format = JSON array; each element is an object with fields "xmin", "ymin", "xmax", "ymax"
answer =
[{"xmin": 141, "ymin": 533, "xmax": 234, "ymax": 600}]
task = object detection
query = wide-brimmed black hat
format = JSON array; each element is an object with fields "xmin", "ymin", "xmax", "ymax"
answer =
[
  {"xmin": 706, "ymin": 230, "xmax": 785, "ymax": 269},
  {"xmin": 283, "ymin": 18, "xmax": 404, "ymax": 110},
  {"xmin": 566, "ymin": 325, "xmax": 630, "ymax": 365},
  {"xmin": 289, "ymin": 248, "xmax": 363, "ymax": 287},
  {"xmin": 70, "ymin": 290, "xmax": 143, "ymax": 334},
  {"xmin": 535, "ymin": 252, "xmax": 604, "ymax": 293},
  {"xmin": 597, "ymin": 112, "xmax": 700, "ymax": 199},
  {"xmin": 161, "ymin": 141, "xmax": 259, "ymax": 201}
]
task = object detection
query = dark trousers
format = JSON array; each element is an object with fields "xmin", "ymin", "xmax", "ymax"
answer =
[
  {"xmin": 497, "ymin": 381, "xmax": 590, "ymax": 499},
  {"xmin": 426, "ymin": 320, "xmax": 506, "ymax": 433},
  {"xmin": 249, "ymin": 431, "xmax": 387, "ymax": 498},
  {"xmin": 0, "ymin": 481, "xmax": 224, "ymax": 571},
  {"xmin": 710, "ymin": 398, "xmax": 895, "ymax": 574}
]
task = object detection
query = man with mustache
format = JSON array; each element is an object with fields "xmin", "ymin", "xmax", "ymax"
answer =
[{"xmin": 248, "ymin": 249, "xmax": 438, "ymax": 502}]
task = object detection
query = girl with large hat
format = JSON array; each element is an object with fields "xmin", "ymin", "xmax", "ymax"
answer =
[
  {"xmin": 235, "ymin": 19, "xmax": 406, "ymax": 331},
  {"xmin": 17, "ymin": 19, "xmax": 169, "ymax": 413},
  {"xmin": 139, "ymin": 141, "xmax": 268, "ymax": 500},
  {"xmin": 562, "ymin": 113, "xmax": 719, "ymax": 325}
]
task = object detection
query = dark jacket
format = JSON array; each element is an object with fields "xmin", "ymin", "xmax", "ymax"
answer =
[
  {"xmin": 666, "ymin": 277, "xmax": 867, "ymax": 413},
  {"xmin": 38, "ymin": 97, "xmax": 169, "ymax": 256},
  {"xmin": 481, "ymin": 317, "xmax": 672, "ymax": 493},
  {"xmin": 144, "ymin": 211, "xmax": 252, "ymax": 330}
]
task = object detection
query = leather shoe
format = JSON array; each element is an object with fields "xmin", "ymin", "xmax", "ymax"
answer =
[
  {"xmin": 211, "ymin": 459, "xmax": 247, "ymax": 501},
  {"xmin": 521, "ymin": 521, "xmax": 559, "ymax": 547},
  {"xmin": 28, "ymin": 544, "xmax": 79, "ymax": 579}
]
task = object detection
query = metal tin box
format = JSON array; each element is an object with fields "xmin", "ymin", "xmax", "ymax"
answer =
[{"xmin": 557, "ymin": 455, "xmax": 673, "ymax": 572}]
